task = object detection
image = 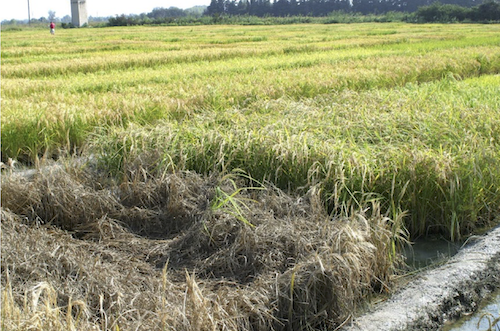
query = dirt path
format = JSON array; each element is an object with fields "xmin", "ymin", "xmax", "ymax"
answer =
[{"xmin": 342, "ymin": 226, "xmax": 500, "ymax": 331}]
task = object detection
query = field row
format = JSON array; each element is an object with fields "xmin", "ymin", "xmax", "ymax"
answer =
[
  {"xmin": 2, "ymin": 46, "xmax": 499, "ymax": 161},
  {"xmin": 2, "ymin": 24, "xmax": 499, "ymax": 76},
  {"xmin": 2, "ymin": 23, "xmax": 500, "ymax": 239}
]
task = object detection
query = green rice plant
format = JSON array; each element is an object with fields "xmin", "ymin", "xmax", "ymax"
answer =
[
  {"xmin": 87, "ymin": 72, "xmax": 500, "ymax": 239},
  {"xmin": 211, "ymin": 171, "xmax": 265, "ymax": 228},
  {"xmin": 2, "ymin": 23, "xmax": 499, "ymax": 331},
  {"xmin": 2, "ymin": 23, "xmax": 500, "ymax": 239}
]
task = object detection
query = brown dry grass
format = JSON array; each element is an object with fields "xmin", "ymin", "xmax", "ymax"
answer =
[{"xmin": 1, "ymin": 160, "xmax": 405, "ymax": 330}]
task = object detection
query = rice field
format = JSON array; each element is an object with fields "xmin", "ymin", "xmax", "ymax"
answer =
[
  {"xmin": 1, "ymin": 22, "xmax": 500, "ymax": 330},
  {"xmin": 3, "ymin": 22, "xmax": 499, "ymax": 238}
]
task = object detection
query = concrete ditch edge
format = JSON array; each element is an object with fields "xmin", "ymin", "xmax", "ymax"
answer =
[{"xmin": 342, "ymin": 226, "xmax": 500, "ymax": 331}]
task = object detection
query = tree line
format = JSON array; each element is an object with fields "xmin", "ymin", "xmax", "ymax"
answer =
[
  {"xmin": 105, "ymin": 0, "xmax": 500, "ymax": 25},
  {"xmin": 205, "ymin": 0, "xmax": 499, "ymax": 19},
  {"xmin": 2, "ymin": 0, "xmax": 498, "ymax": 27},
  {"xmin": 413, "ymin": 0, "xmax": 500, "ymax": 21}
]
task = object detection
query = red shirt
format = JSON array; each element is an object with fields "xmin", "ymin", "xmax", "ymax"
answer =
[{"xmin": 50, "ymin": 22, "xmax": 55, "ymax": 29}]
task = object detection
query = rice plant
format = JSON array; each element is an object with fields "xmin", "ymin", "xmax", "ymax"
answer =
[{"xmin": 1, "ymin": 23, "xmax": 500, "ymax": 329}]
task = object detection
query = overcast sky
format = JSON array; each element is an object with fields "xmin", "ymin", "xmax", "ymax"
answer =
[{"xmin": 1, "ymin": 0, "xmax": 211, "ymax": 21}]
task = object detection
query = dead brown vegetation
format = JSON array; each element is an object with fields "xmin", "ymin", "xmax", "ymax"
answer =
[{"xmin": 1, "ymin": 161, "xmax": 404, "ymax": 330}]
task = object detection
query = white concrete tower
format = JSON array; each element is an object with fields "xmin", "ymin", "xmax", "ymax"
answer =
[{"xmin": 71, "ymin": 0, "xmax": 88, "ymax": 27}]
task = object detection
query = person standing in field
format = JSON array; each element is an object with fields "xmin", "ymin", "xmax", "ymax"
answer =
[{"xmin": 50, "ymin": 22, "xmax": 55, "ymax": 35}]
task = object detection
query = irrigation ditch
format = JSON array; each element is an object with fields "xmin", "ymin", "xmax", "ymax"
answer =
[
  {"xmin": 342, "ymin": 225, "xmax": 500, "ymax": 331},
  {"xmin": 445, "ymin": 291, "xmax": 500, "ymax": 331}
]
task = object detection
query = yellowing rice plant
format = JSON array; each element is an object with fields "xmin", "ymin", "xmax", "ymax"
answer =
[
  {"xmin": 1, "ymin": 166, "xmax": 402, "ymax": 331},
  {"xmin": 1, "ymin": 22, "xmax": 500, "ymax": 330}
]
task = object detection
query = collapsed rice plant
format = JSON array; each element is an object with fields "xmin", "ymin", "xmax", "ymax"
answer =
[{"xmin": 1, "ymin": 162, "xmax": 406, "ymax": 330}]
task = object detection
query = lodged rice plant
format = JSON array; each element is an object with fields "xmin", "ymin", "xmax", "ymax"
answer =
[{"xmin": 1, "ymin": 162, "xmax": 406, "ymax": 331}]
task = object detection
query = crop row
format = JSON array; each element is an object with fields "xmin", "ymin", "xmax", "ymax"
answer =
[
  {"xmin": 2, "ymin": 23, "xmax": 499, "ymax": 239},
  {"xmin": 2, "ymin": 47, "xmax": 499, "ymax": 160}
]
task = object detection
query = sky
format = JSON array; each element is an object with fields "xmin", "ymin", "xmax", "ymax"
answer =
[{"xmin": 1, "ymin": 0, "xmax": 211, "ymax": 21}]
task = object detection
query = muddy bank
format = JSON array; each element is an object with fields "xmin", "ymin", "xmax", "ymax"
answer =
[
  {"xmin": 343, "ymin": 226, "xmax": 500, "ymax": 331},
  {"xmin": 444, "ymin": 290, "xmax": 500, "ymax": 331}
]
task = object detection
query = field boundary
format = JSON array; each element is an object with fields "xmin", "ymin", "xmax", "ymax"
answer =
[{"xmin": 342, "ymin": 225, "xmax": 500, "ymax": 330}]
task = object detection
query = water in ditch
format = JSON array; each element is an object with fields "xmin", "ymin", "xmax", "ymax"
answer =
[
  {"xmin": 443, "ymin": 290, "xmax": 500, "ymax": 331},
  {"xmin": 405, "ymin": 236, "xmax": 499, "ymax": 331},
  {"xmin": 404, "ymin": 236, "xmax": 462, "ymax": 269}
]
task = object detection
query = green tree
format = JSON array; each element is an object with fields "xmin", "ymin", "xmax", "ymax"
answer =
[
  {"xmin": 48, "ymin": 10, "xmax": 56, "ymax": 22},
  {"xmin": 476, "ymin": 0, "xmax": 500, "ymax": 20}
]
